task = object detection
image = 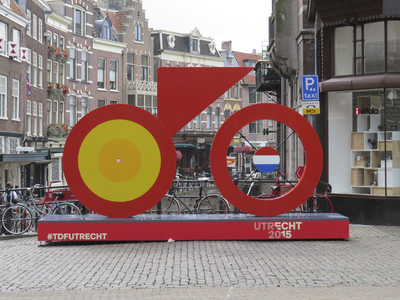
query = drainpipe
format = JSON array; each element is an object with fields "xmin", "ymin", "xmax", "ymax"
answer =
[{"xmin": 121, "ymin": 50, "xmax": 125, "ymax": 104}]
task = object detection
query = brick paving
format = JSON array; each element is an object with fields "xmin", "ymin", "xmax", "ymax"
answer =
[{"xmin": 0, "ymin": 224, "xmax": 399, "ymax": 299}]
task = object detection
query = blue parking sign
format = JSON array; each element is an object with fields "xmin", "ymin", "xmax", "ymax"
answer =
[{"xmin": 301, "ymin": 75, "xmax": 319, "ymax": 101}]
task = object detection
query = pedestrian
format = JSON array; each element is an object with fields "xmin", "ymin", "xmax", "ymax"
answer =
[{"xmin": 3, "ymin": 182, "xmax": 18, "ymax": 205}]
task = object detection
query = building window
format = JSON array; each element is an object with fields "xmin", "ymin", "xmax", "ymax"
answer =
[
  {"xmin": 98, "ymin": 99, "xmax": 106, "ymax": 107},
  {"xmin": 27, "ymin": 100, "xmax": 31, "ymax": 134},
  {"xmin": 53, "ymin": 33, "xmax": 58, "ymax": 48},
  {"xmin": 60, "ymin": 64, "xmax": 65, "ymax": 85},
  {"xmin": 196, "ymin": 114, "xmax": 201, "ymax": 129},
  {"xmin": 52, "ymin": 101, "xmax": 58, "ymax": 124},
  {"xmin": 81, "ymin": 97, "xmax": 88, "ymax": 116},
  {"xmin": 224, "ymin": 90, "xmax": 230, "ymax": 99},
  {"xmin": 69, "ymin": 47, "xmax": 76, "ymax": 80},
  {"xmin": 47, "ymin": 100, "xmax": 51, "ymax": 124},
  {"xmin": 32, "ymin": 52, "xmax": 37, "ymax": 87},
  {"xmin": 38, "ymin": 103, "xmax": 43, "ymax": 136},
  {"xmin": 12, "ymin": 28, "xmax": 20, "ymax": 61},
  {"xmin": 191, "ymin": 38, "xmax": 199, "ymax": 52},
  {"xmin": 334, "ymin": 21, "xmax": 400, "ymax": 76},
  {"xmin": 232, "ymin": 83, "xmax": 239, "ymax": 99},
  {"xmin": 141, "ymin": 56, "xmax": 148, "ymax": 81},
  {"xmin": 249, "ymin": 87, "xmax": 262, "ymax": 104},
  {"xmin": 38, "ymin": 55, "xmax": 43, "ymax": 88},
  {"xmin": 136, "ymin": 95, "xmax": 157, "ymax": 115},
  {"xmin": 187, "ymin": 119, "xmax": 193, "ymax": 129},
  {"xmin": 101, "ymin": 21, "xmax": 111, "ymax": 40},
  {"xmin": 249, "ymin": 120, "xmax": 262, "ymax": 134},
  {"xmin": 33, "ymin": 14, "xmax": 37, "ymax": 40},
  {"xmin": 70, "ymin": 96, "xmax": 76, "ymax": 126},
  {"xmin": 26, "ymin": 10, "xmax": 31, "ymax": 36},
  {"xmin": 47, "ymin": 60, "xmax": 52, "ymax": 84},
  {"xmin": 268, "ymin": 120, "xmax": 275, "ymax": 141},
  {"xmin": 98, "ymin": 58, "xmax": 105, "ymax": 89},
  {"xmin": 135, "ymin": 25, "xmax": 142, "ymax": 41},
  {"xmin": 59, "ymin": 101, "xmax": 64, "ymax": 124},
  {"xmin": 215, "ymin": 107, "xmax": 220, "ymax": 129},
  {"xmin": 224, "ymin": 109, "xmax": 231, "ymax": 120},
  {"xmin": 110, "ymin": 100, "xmax": 118, "ymax": 104},
  {"xmin": 33, "ymin": 101, "xmax": 37, "ymax": 135},
  {"xmin": 110, "ymin": 60, "xmax": 117, "ymax": 90},
  {"xmin": 74, "ymin": 8, "xmax": 86, "ymax": 36},
  {"xmin": 0, "ymin": 76, "xmax": 7, "ymax": 119},
  {"xmin": 46, "ymin": 31, "xmax": 52, "ymax": 48},
  {"xmin": 0, "ymin": 22, "xmax": 8, "ymax": 57},
  {"xmin": 12, "ymin": 79, "xmax": 19, "ymax": 120},
  {"xmin": 53, "ymin": 61, "xmax": 59, "ymax": 83},
  {"xmin": 60, "ymin": 36, "xmax": 65, "ymax": 50},
  {"xmin": 81, "ymin": 50, "xmax": 88, "ymax": 82},
  {"xmin": 207, "ymin": 107, "xmax": 212, "ymax": 130},
  {"xmin": 243, "ymin": 60, "xmax": 256, "ymax": 74},
  {"xmin": 38, "ymin": 19, "xmax": 43, "ymax": 43},
  {"xmin": 127, "ymin": 53, "xmax": 135, "ymax": 81}
]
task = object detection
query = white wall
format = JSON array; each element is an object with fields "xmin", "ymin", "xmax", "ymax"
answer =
[{"xmin": 328, "ymin": 91, "xmax": 353, "ymax": 193}]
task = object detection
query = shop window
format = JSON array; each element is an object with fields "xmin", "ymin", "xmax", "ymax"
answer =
[{"xmin": 328, "ymin": 89, "xmax": 400, "ymax": 196}]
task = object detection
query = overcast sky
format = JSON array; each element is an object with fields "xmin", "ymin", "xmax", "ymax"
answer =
[{"xmin": 142, "ymin": 0, "xmax": 271, "ymax": 54}]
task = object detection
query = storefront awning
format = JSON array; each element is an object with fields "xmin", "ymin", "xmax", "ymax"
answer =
[
  {"xmin": 0, "ymin": 153, "xmax": 47, "ymax": 163},
  {"xmin": 174, "ymin": 143, "xmax": 197, "ymax": 149}
]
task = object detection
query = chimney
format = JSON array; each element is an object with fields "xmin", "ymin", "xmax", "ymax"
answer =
[
  {"xmin": 221, "ymin": 40, "xmax": 232, "ymax": 52},
  {"xmin": 253, "ymin": 49, "xmax": 257, "ymax": 55}
]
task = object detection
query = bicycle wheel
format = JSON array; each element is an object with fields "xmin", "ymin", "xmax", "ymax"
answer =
[
  {"xmin": 52, "ymin": 202, "xmax": 81, "ymax": 215},
  {"xmin": 197, "ymin": 194, "xmax": 229, "ymax": 214},
  {"xmin": 149, "ymin": 196, "xmax": 181, "ymax": 214},
  {"xmin": 2, "ymin": 204, "xmax": 33, "ymax": 235}
]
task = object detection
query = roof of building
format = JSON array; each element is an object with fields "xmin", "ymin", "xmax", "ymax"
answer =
[
  {"xmin": 152, "ymin": 28, "xmax": 220, "ymax": 58},
  {"xmin": 233, "ymin": 51, "xmax": 260, "ymax": 85}
]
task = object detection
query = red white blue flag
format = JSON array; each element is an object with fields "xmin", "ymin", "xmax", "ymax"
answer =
[
  {"xmin": 253, "ymin": 147, "xmax": 280, "ymax": 173},
  {"xmin": 26, "ymin": 74, "xmax": 31, "ymax": 96}
]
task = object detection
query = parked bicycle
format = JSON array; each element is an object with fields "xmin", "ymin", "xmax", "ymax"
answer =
[
  {"xmin": 1, "ymin": 185, "xmax": 81, "ymax": 235},
  {"xmin": 149, "ymin": 174, "xmax": 229, "ymax": 214}
]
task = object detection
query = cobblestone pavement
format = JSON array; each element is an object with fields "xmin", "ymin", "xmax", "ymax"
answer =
[{"xmin": 0, "ymin": 224, "xmax": 399, "ymax": 299}]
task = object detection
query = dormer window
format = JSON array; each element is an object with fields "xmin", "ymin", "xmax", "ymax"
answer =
[
  {"xmin": 191, "ymin": 38, "xmax": 199, "ymax": 53},
  {"xmin": 101, "ymin": 21, "xmax": 111, "ymax": 40}
]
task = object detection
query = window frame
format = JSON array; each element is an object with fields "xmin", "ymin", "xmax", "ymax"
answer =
[
  {"xmin": 11, "ymin": 79, "xmax": 19, "ymax": 121},
  {"xmin": 97, "ymin": 57, "xmax": 106, "ymax": 89},
  {"xmin": 109, "ymin": 59, "xmax": 117, "ymax": 90}
]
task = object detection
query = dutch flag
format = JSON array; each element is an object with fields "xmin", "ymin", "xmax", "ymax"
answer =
[{"xmin": 253, "ymin": 147, "xmax": 280, "ymax": 173}]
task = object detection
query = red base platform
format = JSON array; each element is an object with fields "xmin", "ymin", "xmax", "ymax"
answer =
[{"xmin": 37, "ymin": 213, "xmax": 349, "ymax": 242}]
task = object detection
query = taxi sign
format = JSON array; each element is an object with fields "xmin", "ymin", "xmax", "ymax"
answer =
[{"xmin": 301, "ymin": 75, "xmax": 319, "ymax": 101}]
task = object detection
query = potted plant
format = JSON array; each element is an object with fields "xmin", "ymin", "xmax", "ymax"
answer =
[{"xmin": 378, "ymin": 124, "xmax": 384, "ymax": 131}]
